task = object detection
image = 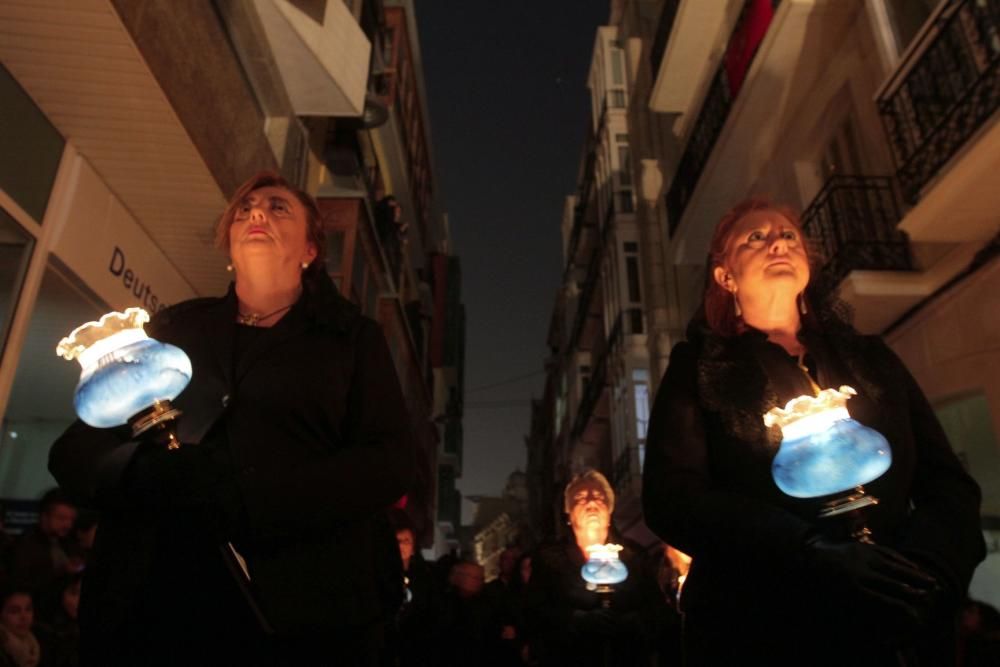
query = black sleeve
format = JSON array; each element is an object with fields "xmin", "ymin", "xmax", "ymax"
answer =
[
  {"xmin": 49, "ymin": 420, "xmax": 136, "ymax": 506},
  {"xmin": 879, "ymin": 339, "xmax": 986, "ymax": 597},
  {"xmin": 242, "ymin": 319, "xmax": 416, "ymax": 538},
  {"xmin": 641, "ymin": 342, "xmax": 813, "ymax": 569},
  {"xmin": 47, "ymin": 306, "xmax": 182, "ymax": 506}
]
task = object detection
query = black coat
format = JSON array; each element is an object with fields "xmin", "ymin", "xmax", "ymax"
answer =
[
  {"xmin": 49, "ymin": 276, "xmax": 415, "ymax": 662},
  {"xmin": 642, "ymin": 317, "xmax": 985, "ymax": 665}
]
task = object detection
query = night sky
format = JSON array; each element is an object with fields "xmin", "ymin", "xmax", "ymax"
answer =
[{"xmin": 415, "ymin": 1, "xmax": 610, "ymax": 521}]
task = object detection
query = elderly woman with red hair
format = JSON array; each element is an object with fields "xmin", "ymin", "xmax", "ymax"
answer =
[{"xmin": 642, "ymin": 198, "xmax": 984, "ymax": 665}]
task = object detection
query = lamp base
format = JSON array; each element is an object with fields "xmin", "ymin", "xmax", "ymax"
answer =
[
  {"xmin": 818, "ymin": 485, "xmax": 878, "ymax": 543},
  {"xmin": 128, "ymin": 399, "xmax": 183, "ymax": 449}
]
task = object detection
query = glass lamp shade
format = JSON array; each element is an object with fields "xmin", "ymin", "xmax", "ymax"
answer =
[
  {"xmin": 581, "ymin": 544, "xmax": 629, "ymax": 586},
  {"xmin": 764, "ymin": 386, "xmax": 891, "ymax": 498},
  {"xmin": 57, "ymin": 308, "xmax": 192, "ymax": 428}
]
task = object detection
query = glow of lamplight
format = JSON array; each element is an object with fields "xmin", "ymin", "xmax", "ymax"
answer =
[{"xmin": 764, "ymin": 386, "xmax": 891, "ymax": 498}]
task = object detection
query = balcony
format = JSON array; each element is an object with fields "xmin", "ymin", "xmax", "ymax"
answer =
[
  {"xmin": 800, "ymin": 174, "xmax": 984, "ymax": 333},
  {"xmin": 568, "ymin": 246, "xmax": 603, "ymax": 354},
  {"xmin": 876, "ymin": 0, "xmax": 1000, "ymax": 243},
  {"xmin": 648, "ymin": 0, "xmax": 742, "ymax": 119},
  {"xmin": 665, "ymin": 0, "xmax": 858, "ymax": 264},
  {"xmin": 666, "ymin": 68, "xmax": 732, "ymax": 236},
  {"xmin": 564, "ymin": 104, "xmax": 607, "ymax": 274},
  {"xmin": 572, "ymin": 313, "xmax": 623, "ymax": 440},
  {"xmin": 801, "ymin": 175, "xmax": 912, "ymax": 292},
  {"xmin": 251, "ymin": 0, "xmax": 370, "ymax": 116},
  {"xmin": 570, "ymin": 306, "xmax": 647, "ymax": 439}
]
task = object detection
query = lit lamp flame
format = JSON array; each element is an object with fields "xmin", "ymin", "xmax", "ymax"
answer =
[
  {"xmin": 581, "ymin": 543, "xmax": 629, "ymax": 591},
  {"xmin": 57, "ymin": 308, "xmax": 192, "ymax": 439},
  {"xmin": 666, "ymin": 545, "xmax": 691, "ymax": 596}
]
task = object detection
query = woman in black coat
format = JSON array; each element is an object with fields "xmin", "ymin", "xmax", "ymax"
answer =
[
  {"xmin": 49, "ymin": 171, "xmax": 414, "ymax": 665},
  {"xmin": 641, "ymin": 198, "xmax": 984, "ymax": 666}
]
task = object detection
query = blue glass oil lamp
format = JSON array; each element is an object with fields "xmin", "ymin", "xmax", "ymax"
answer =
[
  {"xmin": 581, "ymin": 543, "xmax": 629, "ymax": 601},
  {"xmin": 57, "ymin": 308, "xmax": 192, "ymax": 446},
  {"xmin": 764, "ymin": 386, "xmax": 891, "ymax": 542}
]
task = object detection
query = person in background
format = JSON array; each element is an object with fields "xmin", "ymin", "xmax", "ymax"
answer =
[
  {"xmin": 524, "ymin": 470, "xmax": 672, "ymax": 666},
  {"xmin": 957, "ymin": 598, "xmax": 1000, "ymax": 667},
  {"xmin": 642, "ymin": 198, "xmax": 985, "ymax": 665},
  {"xmin": 9, "ymin": 490, "xmax": 77, "ymax": 599},
  {"xmin": 34, "ymin": 573, "xmax": 80, "ymax": 667},
  {"xmin": 0, "ymin": 587, "xmax": 40, "ymax": 667},
  {"xmin": 64, "ymin": 510, "xmax": 98, "ymax": 576},
  {"xmin": 49, "ymin": 170, "xmax": 414, "ymax": 665},
  {"xmin": 433, "ymin": 561, "xmax": 490, "ymax": 666},
  {"xmin": 390, "ymin": 516, "xmax": 436, "ymax": 667},
  {"xmin": 483, "ymin": 546, "xmax": 526, "ymax": 666}
]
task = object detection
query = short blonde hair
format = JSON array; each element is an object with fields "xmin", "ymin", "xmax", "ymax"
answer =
[{"xmin": 563, "ymin": 469, "xmax": 615, "ymax": 515}]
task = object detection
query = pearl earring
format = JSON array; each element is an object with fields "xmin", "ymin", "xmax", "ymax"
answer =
[
  {"xmin": 734, "ymin": 294, "xmax": 742, "ymax": 318},
  {"xmin": 301, "ymin": 261, "xmax": 309, "ymax": 270},
  {"xmin": 799, "ymin": 293, "xmax": 808, "ymax": 315},
  {"xmin": 226, "ymin": 263, "xmax": 233, "ymax": 272}
]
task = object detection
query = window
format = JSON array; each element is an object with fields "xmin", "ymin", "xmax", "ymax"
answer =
[
  {"xmin": 624, "ymin": 246, "xmax": 641, "ymax": 304},
  {"xmin": 935, "ymin": 393, "xmax": 1000, "ymax": 518},
  {"xmin": 0, "ymin": 64, "xmax": 64, "ymax": 222},
  {"xmin": 609, "ymin": 90, "xmax": 626, "ymax": 108},
  {"xmin": 0, "ymin": 262, "xmax": 107, "ymax": 500},
  {"xmin": 618, "ymin": 146, "xmax": 632, "ymax": 187},
  {"xmin": 616, "ymin": 191, "xmax": 634, "ymax": 213},
  {"xmin": 611, "ymin": 48, "xmax": 625, "ymax": 85},
  {"xmin": 821, "ymin": 116, "xmax": 864, "ymax": 181},
  {"xmin": 633, "ymin": 369, "xmax": 650, "ymax": 443},
  {"xmin": 0, "ymin": 207, "xmax": 34, "ymax": 358},
  {"xmin": 326, "ymin": 229, "xmax": 346, "ymax": 291}
]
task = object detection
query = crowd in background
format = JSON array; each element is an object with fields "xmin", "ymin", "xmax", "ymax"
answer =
[
  {"xmin": 0, "ymin": 486, "xmax": 997, "ymax": 666},
  {"xmin": 0, "ymin": 489, "xmax": 90, "ymax": 667}
]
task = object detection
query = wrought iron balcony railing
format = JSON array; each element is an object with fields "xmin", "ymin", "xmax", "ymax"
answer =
[
  {"xmin": 800, "ymin": 175, "xmax": 912, "ymax": 292},
  {"xmin": 665, "ymin": 0, "xmax": 781, "ymax": 235},
  {"xmin": 568, "ymin": 246, "xmax": 602, "ymax": 353},
  {"xmin": 665, "ymin": 68, "xmax": 732, "ymax": 236},
  {"xmin": 572, "ymin": 313, "xmax": 624, "ymax": 439},
  {"xmin": 649, "ymin": 0, "xmax": 682, "ymax": 81},
  {"xmin": 565, "ymin": 101, "xmax": 610, "ymax": 272},
  {"xmin": 876, "ymin": 0, "xmax": 1000, "ymax": 204}
]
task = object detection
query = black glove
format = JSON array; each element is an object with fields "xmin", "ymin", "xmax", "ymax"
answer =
[
  {"xmin": 569, "ymin": 608, "xmax": 642, "ymax": 639},
  {"xmin": 803, "ymin": 536, "xmax": 941, "ymax": 638},
  {"xmin": 124, "ymin": 439, "xmax": 219, "ymax": 512},
  {"xmin": 570, "ymin": 608, "xmax": 617, "ymax": 637}
]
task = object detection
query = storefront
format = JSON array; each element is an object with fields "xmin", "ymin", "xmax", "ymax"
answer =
[{"xmin": 0, "ymin": 63, "xmax": 206, "ymax": 508}]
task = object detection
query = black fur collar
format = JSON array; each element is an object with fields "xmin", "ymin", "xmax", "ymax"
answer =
[{"xmin": 689, "ymin": 308, "xmax": 885, "ymax": 444}]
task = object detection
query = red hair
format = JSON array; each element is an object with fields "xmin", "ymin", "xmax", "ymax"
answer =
[{"xmin": 703, "ymin": 197, "xmax": 815, "ymax": 337}]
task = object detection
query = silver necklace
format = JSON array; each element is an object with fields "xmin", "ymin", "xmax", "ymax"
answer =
[{"xmin": 236, "ymin": 303, "xmax": 293, "ymax": 326}]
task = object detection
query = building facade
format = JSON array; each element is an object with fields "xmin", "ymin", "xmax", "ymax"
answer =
[
  {"xmin": 0, "ymin": 0, "xmax": 464, "ymax": 553},
  {"xmin": 529, "ymin": 24, "xmax": 658, "ymax": 546},
  {"xmin": 531, "ymin": 0, "xmax": 1000, "ymax": 605}
]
